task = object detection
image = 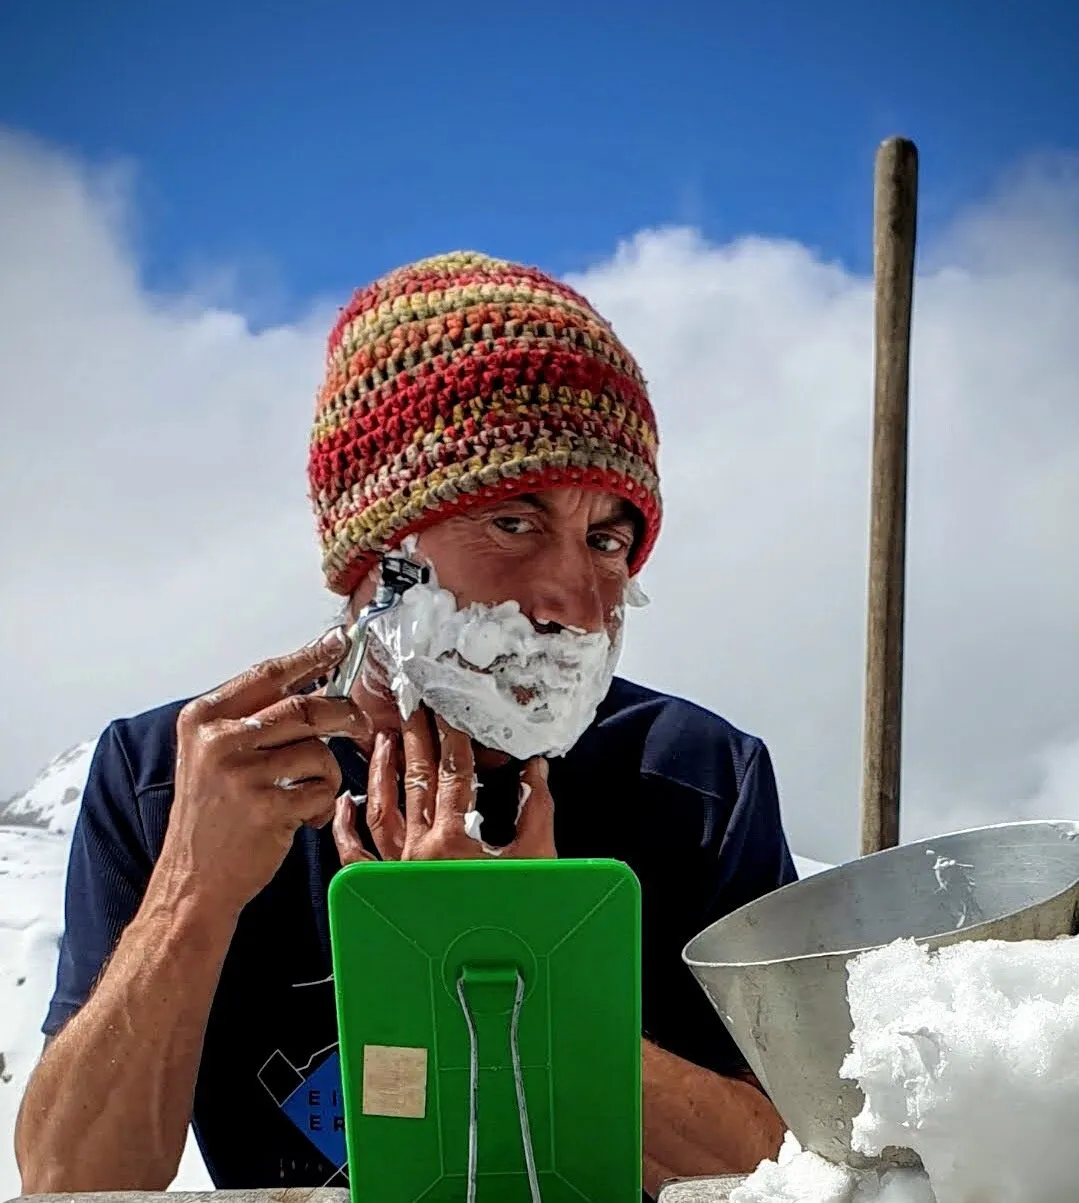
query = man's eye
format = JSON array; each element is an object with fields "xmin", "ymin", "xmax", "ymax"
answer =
[
  {"xmin": 588, "ymin": 531, "xmax": 630, "ymax": 556},
  {"xmin": 492, "ymin": 516, "xmax": 536, "ymax": 535}
]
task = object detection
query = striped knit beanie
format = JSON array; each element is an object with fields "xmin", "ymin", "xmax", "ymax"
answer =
[{"xmin": 308, "ymin": 251, "xmax": 662, "ymax": 597}]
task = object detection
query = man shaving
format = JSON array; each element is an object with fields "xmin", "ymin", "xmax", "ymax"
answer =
[{"xmin": 16, "ymin": 252, "xmax": 795, "ymax": 1200}]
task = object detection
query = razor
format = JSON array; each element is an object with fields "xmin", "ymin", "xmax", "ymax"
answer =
[{"xmin": 324, "ymin": 555, "xmax": 430, "ymax": 699}]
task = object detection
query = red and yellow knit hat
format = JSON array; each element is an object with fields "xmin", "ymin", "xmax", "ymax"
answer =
[{"xmin": 308, "ymin": 251, "xmax": 662, "ymax": 597}]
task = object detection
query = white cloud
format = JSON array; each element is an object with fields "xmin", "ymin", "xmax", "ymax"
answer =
[
  {"xmin": 2, "ymin": 129, "xmax": 1077, "ymax": 862},
  {"xmin": 0, "ymin": 130, "xmax": 339, "ymax": 804}
]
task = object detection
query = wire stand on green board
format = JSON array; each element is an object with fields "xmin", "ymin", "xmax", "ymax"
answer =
[{"xmin": 457, "ymin": 969, "xmax": 543, "ymax": 1203}]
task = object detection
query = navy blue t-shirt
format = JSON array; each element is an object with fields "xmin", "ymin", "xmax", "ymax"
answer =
[{"xmin": 45, "ymin": 676, "xmax": 796, "ymax": 1190}]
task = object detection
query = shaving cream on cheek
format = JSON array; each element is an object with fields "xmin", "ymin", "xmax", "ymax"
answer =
[
  {"xmin": 363, "ymin": 575, "xmax": 625, "ymax": 760},
  {"xmin": 625, "ymin": 577, "xmax": 650, "ymax": 608}
]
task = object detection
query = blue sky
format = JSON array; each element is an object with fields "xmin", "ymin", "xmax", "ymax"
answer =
[{"xmin": 2, "ymin": 0, "xmax": 1077, "ymax": 322}]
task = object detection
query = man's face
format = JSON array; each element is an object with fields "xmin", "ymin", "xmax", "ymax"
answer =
[
  {"xmin": 408, "ymin": 487, "xmax": 638, "ymax": 642},
  {"xmin": 344, "ymin": 486, "xmax": 640, "ymax": 761}
]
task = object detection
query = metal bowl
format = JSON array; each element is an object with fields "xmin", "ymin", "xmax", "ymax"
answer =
[{"xmin": 683, "ymin": 819, "xmax": 1079, "ymax": 1168}]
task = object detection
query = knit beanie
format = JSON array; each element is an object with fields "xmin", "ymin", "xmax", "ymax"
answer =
[{"xmin": 308, "ymin": 251, "xmax": 661, "ymax": 597}]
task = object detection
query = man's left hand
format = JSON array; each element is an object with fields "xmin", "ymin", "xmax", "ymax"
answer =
[{"xmin": 333, "ymin": 707, "xmax": 556, "ymax": 864}]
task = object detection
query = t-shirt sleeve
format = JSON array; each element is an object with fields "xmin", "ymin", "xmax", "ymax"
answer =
[
  {"xmin": 644, "ymin": 738, "xmax": 796, "ymax": 1078},
  {"xmin": 708, "ymin": 740, "xmax": 798, "ymax": 917},
  {"xmin": 44, "ymin": 722, "xmax": 153, "ymax": 1037}
]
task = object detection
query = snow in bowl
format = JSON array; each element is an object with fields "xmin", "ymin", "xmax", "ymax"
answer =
[{"xmin": 683, "ymin": 819, "xmax": 1079, "ymax": 1173}]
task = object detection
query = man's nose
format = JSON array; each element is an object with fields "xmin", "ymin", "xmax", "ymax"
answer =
[{"xmin": 526, "ymin": 539, "xmax": 605, "ymax": 634}]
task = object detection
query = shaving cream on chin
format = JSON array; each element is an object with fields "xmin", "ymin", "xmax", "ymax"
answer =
[{"xmin": 362, "ymin": 576, "xmax": 646, "ymax": 759}]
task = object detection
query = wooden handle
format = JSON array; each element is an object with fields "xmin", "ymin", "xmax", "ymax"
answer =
[{"xmin": 861, "ymin": 137, "xmax": 918, "ymax": 856}]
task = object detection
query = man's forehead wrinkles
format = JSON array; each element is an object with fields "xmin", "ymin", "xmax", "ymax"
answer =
[
  {"xmin": 478, "ymin": 493, "xmax": 544, "ymax": 513},
  {"xmin": 469, "ymin": 489, "xmax": 636, "ymax": 526}
]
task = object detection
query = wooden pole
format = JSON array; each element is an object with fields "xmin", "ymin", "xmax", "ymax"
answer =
[{"xmin": 860, "ymin": 136, "xmax": 919, "ymax": 856}]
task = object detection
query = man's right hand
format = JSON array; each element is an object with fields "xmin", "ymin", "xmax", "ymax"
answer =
[
  {"xmin": 334, "ymin": 708, "xmax": 556, "ymax": 864},
  {"xmin": 154, "ymin": 627, "xmax": 366, "ymax": 918}
]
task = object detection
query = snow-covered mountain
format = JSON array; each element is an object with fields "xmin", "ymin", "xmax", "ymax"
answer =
[
  {"xmin": 0, "ymin": 740, "xmax": 831, "ymax": 1197},
  {"xmin": 0, "ymin": 736, "xmax": 96, "ymax": 832},
  {"xmin": 0, "ymin": 741, "xmax": 211, "ymax": 1197},
  {"xmin": 0, "ymin": 741, "xmax": 97, "ymax": 835}
]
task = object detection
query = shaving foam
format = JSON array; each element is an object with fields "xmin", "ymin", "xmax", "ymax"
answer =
[{"xmin": 363, "ymin": 573, "xmax": 635, "ymax": 759}]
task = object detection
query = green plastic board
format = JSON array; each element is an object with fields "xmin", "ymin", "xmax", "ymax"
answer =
[{"xmin": 328, "ymin": 858, "xmax": 642, "ymax": 1203}]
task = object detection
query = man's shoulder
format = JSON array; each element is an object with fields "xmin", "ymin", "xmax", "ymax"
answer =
[
  {"xmin": 599, "ymin": 677, "xmax": 761, "ymax": 744},
  {"xmin": 589, "ymin": 677, "xmax": 767, "ymax": 801},
  {"xmin": 96, "ymin": 696, "xmax": 190, "ymax": 796}
]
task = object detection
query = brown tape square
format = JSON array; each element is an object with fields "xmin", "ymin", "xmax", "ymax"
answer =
[{"xmin": 362, "ymin": 1044, "xmax": 428, "ymax": 1119}]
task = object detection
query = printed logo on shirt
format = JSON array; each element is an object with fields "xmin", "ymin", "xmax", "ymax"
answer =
[{"xmin": 257, "ymin": 973, "xmax": 349, "ymax": 1185}]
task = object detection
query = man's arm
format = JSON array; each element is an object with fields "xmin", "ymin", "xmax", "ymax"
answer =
[
  {"xmin": 16, "ymin": 878, "xmax": 236, "ymax": 1192},
  {"xmin": 16, "ymin": 632, "xmax": 361, "ymax": 1193},
  {"xmin": 639, "ymin": 734, "xmax": 796, "ymax": 1194},
  {"xmin": 641, "ymin": 1038, "xmax": 784, "ymax": 1196}
]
